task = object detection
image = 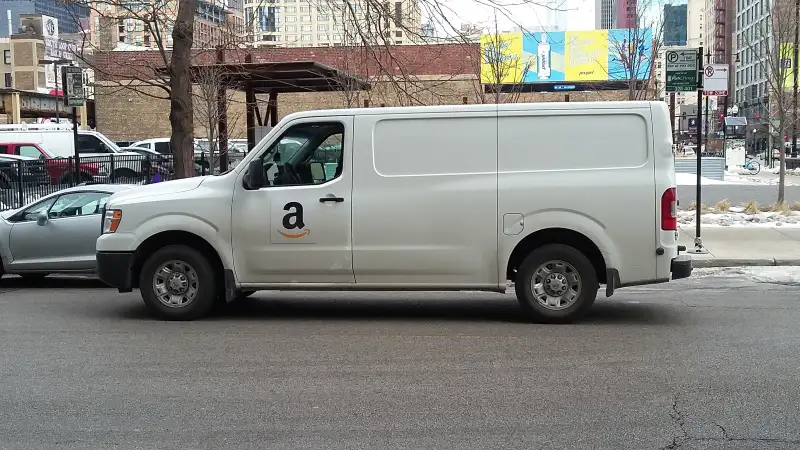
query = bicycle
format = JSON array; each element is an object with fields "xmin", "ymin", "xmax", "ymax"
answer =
[{"xmin": 743, "ymin": 157, "xmax": 761, "ymax": 175}]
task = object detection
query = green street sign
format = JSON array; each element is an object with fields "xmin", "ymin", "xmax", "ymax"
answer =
[{"xmin": 665, "ymin": 49, "xmax": 699, "ymax": 93}]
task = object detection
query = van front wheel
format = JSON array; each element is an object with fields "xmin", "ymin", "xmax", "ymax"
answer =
[
  {"xmin": 515, "ymin": 244, "xmax": 598, "ymax": 323},
  {"xmin": 139, "ymin": 245, "xmax": 216, "ymax": 320}
]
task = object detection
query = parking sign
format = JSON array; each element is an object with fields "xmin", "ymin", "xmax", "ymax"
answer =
[{"xmin": 665, "ymin": 49, "xmax": 699, "ymax": 92}]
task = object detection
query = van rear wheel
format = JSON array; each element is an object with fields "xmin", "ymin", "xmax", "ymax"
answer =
[
  {"xmin": 139, "ymin": 245, "xmax": 216, "ymax": 320},
  {"xmin": 515, "ymin": 244, "xmax": 598, "ymax": 323}
]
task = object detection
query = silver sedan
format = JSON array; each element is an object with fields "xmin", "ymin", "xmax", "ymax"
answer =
[{"xmin": 0, "ymin": 184, "xmax": 135, "ymax": 279}]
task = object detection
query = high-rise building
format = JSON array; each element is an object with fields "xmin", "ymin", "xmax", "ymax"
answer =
[
  {"xmin": 663, "ymin": 4, "xmax": 687, "ymax": 46},
  {"xmin": 686, "ymin": 0, "xmax": 704, "ymax": 49},
  {"xmin": 703, "ymin": 0, "xmax": 734, "ymax": 124},
  {"xmin": 246, "ymin": 0, "xmax": 421, "ymax": 47},
  {"xmin": 0, "ymin": 0, "xmax": 89, "ymax": 36},
  {"xmin": 733, "ymin": 0, "xmax": 772, "ymax": 120},
  {"xmin": 600, "ymin": 0, "xmax": 615, "ymax": 28},
  {"xmin": 89, "ymin": 0, "xmax": 244, "ymax": 50}
]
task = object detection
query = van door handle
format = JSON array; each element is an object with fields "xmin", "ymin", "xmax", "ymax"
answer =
[{"xmin": 319, "ymin": 196, "xmax": 344, "ymax": 203}]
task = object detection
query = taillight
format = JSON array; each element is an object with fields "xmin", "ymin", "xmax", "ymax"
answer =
[{"xmin": 661, "ymin": 187, "xmax": 677, "ymax": 230}]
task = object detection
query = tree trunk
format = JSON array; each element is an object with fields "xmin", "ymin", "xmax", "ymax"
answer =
[
  {"xmin": 169, "ymin": 0, "xmax": 197, "ymax": 179},
  {"xmin": 779, "ymin": 128, "xmax": 786, "ymax": 204}
]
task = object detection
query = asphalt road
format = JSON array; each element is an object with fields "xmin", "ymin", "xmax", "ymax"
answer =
[
  {"xmin": 678, "ymin": 184, "xmax": 800, "ymax": 209},
  {"xmin": 1, "ymin": 274, "xmax": 799, "ymax": 450}
]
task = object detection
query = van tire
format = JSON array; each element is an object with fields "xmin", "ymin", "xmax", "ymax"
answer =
[
  {"xmin": 515, "ymin": 244, "xmax": 598, "ymax": 323},
  {"xmin": 139, "ymin": 245, "xmax": 216, "ymax": 320}
]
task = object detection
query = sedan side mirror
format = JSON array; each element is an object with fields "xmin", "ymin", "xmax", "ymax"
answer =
[
  {"xmin": 245, "ymin": 159, "xmax": 266, "ymax": 189},
  {"xmin": 36, "ymin": 211, "xmax": 48, "ymax": 226}
]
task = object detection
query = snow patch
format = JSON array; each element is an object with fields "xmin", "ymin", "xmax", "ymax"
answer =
[
  {"xmin": 676, "ymin": 173, "xmax": 734, "ymax": 185},
  {"xmin": 678, "ymin": 210, "xmax": 800, "ymax": 227},
  {"xmin": 693, "ymin": 266, "xmax": 800, "ymax": 285}
]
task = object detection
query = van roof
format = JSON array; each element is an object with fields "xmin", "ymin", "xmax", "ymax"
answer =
[{"xmin": 282, "ymin": 101, "xmax": 658, "ymax": 122}]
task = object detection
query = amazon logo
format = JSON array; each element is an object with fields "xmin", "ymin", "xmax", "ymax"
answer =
[{"xmin": 278, "ymin": 201, "xmax": 311, "ymax": 238}]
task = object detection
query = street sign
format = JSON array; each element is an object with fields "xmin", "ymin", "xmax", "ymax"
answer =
[
  {"xmin": 61, "ymin": 65, "xmax": 84, "ymax": 107},
  {"xmin": 665, "ymin": 49, "xmax": 699, "ymax": 92},
  {"xmin": 703, "ymin": 64, "xmax": 729, "ymax": 96}
]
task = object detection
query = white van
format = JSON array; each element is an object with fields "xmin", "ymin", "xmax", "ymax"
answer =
[
  {"xmin": 0, "ymin": 124, "xmax": 145, "ymax": 178},
  {"xmin": 96, "ymin": 101, "xmax": 692, "ymax": 322}
]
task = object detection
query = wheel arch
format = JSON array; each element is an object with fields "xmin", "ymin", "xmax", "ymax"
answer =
[
  {"xmin": 505, "ymin": 227, "xmax": 608, "ymax": 284},
  {"xmin": 130, "ymin": 230, "xmax": 224, "ymax": 290}
]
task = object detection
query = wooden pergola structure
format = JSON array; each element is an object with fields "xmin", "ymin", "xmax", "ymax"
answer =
[{"xmin": 156, "ymin": 54, "xmax": 370, "ymax": 171}]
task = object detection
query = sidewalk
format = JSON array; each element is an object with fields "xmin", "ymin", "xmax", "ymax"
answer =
[{"xmin": 679, "ymin": 226, "xmax": 800, "ymax": 267}]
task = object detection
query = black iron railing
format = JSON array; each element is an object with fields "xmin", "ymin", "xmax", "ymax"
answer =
[{"xmin": 0, "ymin": 153, "xmax": 221, "ymax": 211}]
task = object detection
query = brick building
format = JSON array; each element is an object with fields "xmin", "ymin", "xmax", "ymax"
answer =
[{"xmin": 91, "ymin": 44, "xmax": 629, "ymax": 141}]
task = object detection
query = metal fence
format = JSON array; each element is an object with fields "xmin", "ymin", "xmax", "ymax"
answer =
[{"xmin": 0, "ymin": 153, "xmax": 218, "ymax": 211}]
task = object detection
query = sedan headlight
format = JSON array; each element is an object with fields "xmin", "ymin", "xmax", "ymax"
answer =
[{"xmin": 103, "ymin": 209, "xmax": 122, "ymax": 234}]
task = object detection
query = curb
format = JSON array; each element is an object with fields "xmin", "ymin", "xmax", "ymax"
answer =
[{"xmin": 691, "ymin": 258, "xmax": 800, "ymax": 268}]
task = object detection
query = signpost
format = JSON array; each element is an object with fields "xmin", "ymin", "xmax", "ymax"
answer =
[
  {"xmin": 689, "ymin": 48, "xmax": 707, "ymax": 254},
  {"xmin": 61, "ymin": 66, "xmax": 84, "ymax": 186},
  {"xmin": 665, "ymin": 49, "xmax": 699, "ymax": 92}
]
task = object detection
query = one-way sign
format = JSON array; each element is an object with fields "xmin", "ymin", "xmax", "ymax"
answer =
[{"xmin": 666, "ymin": 49, "xmax": 699, "ymax": 92}]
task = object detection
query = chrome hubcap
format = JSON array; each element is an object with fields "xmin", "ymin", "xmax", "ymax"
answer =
[
  {"xmin": 153, "ymin": 260, "xmax": 199, "ymax": 308},
  {"xmin": 531, "ymin": 260, "xmax": 582, "ymax": 310}
]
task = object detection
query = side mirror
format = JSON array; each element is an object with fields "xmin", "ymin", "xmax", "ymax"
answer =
[
  {"xmin": 309, "ymin": 161, "xmax": 325, "ymax": 182},
  {"xmin": 245, "ymin": 159, "xmax": 266, "ymax": 189},
  {"xmin": 36, "ymin": 211, "xmax": 48, "ymax": 226},
  {"xmin": 39, "ymin": 154, "xmax": 46, "ymax": 160}
]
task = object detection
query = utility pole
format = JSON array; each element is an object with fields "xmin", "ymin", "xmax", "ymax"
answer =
[{"xmin": 791, "ymin": 0, "xmax": 799, "ymax": 157}]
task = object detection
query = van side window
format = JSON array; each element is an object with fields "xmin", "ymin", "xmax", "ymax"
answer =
[
  {"xmin": 77, "ymin": 135, "xmax": 112, "ymax": 153},
  {"xmin": 258, "ymin": 122, "xmax": 344, "ymax": 187},
  {"xmin": 154, "ymin": 142, "xmax": 171, "ymax": 154}
]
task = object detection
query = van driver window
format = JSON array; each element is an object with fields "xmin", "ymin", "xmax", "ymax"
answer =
[{"xmin": 257, "ymin": 122, "xmax": 344, "ymax": 187}]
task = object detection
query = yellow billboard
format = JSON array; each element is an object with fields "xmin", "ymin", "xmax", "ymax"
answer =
[
  {"xmin": 480, "ymin": 33, "xmax": 526, "ymax": 84},
  {"xmin": 479, "ymin": 28, "xmax": 653, "ymax": 83},
  {"xmin": 565, "ymin": 30, "xmax": 609, "ymax": 81},
  {"xmin": 781, "ymin": 43, "xmax": 796, "ymax": 91}
]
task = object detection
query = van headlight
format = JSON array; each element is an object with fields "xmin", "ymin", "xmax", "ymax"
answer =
[{"xmin": 103, "ymin": 209, "xmax": 122, "ymax": 233}]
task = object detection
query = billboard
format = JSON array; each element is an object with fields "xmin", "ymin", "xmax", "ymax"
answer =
[
  {"xmin": 780, "ymin": 43, "xmax": 795, "ymax": 91},
  {"xmin": 480, "ymin": 29, "xmax": 653, "ymax": 84}
]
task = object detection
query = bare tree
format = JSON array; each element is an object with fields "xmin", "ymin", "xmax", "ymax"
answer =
[
  {"xmin": 744, "ymin": 0, "xmax": 798, "ymax": 203},
  {"xmin": 192, "ymin": 65, "xmax": 244, "ymax": 171},
  {"xmin": 604, "ymin": 0, "xmax": 666, "ymax": 100},
  {"xmin": 64, "ymin": 0, "xmax": 247, "ymax": 178},
  {"xmin": 475, "ymin": 16, "xmax": 533, "ymax": 104}
]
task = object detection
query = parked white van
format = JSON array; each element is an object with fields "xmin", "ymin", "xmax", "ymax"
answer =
[{"xmin": 96, "ymin": 101, "xmax": 692, "ymax": 322}]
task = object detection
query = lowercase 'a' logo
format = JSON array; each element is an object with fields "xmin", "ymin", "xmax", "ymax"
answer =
[{"xmin": 278, "ymin": 201, "xmax": 311, "ymax": 238}]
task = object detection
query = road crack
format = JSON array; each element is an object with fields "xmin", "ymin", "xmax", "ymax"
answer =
[{"xmin": 662, "ymin": 396, "xmax": 800, "ymax": 449}]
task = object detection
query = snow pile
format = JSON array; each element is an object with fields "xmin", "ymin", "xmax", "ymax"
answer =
[
  {"xmin": 744, "ymin": 266, "xmax": 800, "ymax": 286},
  {"xmin": 726, "ymin": 170, "xmax": 800, "ymax": 186},
  {"xmin": 675, "ymin": 173, "xmax": 734, "ymax": 185},
  {"xmin": 768, "ymin": 166, "xmax": 800, "ymax": 175},
  {"xmin": 693, "ymin": 266, "xmax": 800, "ymax": 285},
  {"xmin": 678, "ymin": 209, "xmax": 800, "ymax": 227}
]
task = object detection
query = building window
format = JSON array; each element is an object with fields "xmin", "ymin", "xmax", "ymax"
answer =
[
  {"xmin": 285, "ymin": 16, "xmax": 296, "ymax": 22},
  {"xmin": 318, "ymin": 14, "xmax": 329, "ymax": 21},
  {"xmin": 301, "ymin": 25, "xmax": 312, "ymax": 31},
  {"xmin": 395, "ymin": 2, "xmax": 403, "ymax": 25},
  {"xmin": 285, "ymin": 6, "xmax": 296, "ymax": 12},
  {"xmin": 318, "ymin": 24, "xmax": 329, "ymax": 31},
  {"xmin": 285, "ymin": 25, "xmax": 296, "ymax": 31},
  {"xmin": 301, "ymin": 34, "xmax": 311, "ymax": 41},
  {"xmin": 395, "ymin": 30, "xmax": 402, "ymax": 37},
  {"xmin": 299, "ymin": 6, "xmax": 309, "ymax": 11},
  {"xmin": 300, "ymin": 15, "xmax": 311, "ymax": 21},
  {"xmin": 318, "ymin": 33, "xmax": 328, "ymax": 40},
  {"xmin": 4, "ymin": 73, "xmax": 11, "ymax": 87},
  {"xmin": 3, "ymin": 50, "xmax": 10, "ymax": 65}
]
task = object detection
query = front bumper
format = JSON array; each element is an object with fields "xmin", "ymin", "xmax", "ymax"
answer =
[
  {"xmin": 96, "ymin": 251, "xmax": 135, "ymax": 291},
  {"xmin": 671, "ymin": 254, "xmax": 693, "ymax": 280}
]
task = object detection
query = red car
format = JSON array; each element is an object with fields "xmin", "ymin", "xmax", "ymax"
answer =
[{"xmin": 0, "ymin": 142, "xmax": 107, "ymax": 184}]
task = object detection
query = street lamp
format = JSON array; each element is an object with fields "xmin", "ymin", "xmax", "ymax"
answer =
[{"xmin": 37, "ymin": 58, "xmax": 72, "ymax": 122}]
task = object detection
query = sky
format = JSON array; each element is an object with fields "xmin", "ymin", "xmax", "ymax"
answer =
[
  {"xmin": 428, "ymin": 0, "xmax": 663, "ymax": 35},
  {"xmin": 432, "ymin": 0, "xmax": 596, "ymax": 33}
]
